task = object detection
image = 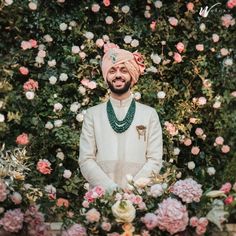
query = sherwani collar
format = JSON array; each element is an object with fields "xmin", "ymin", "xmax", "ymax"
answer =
[{"xmin": 109, "ymin": 94, "xmax": 133, "ymax": 108}]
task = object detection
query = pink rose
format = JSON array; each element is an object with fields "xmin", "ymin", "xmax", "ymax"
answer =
[
  {"xmin": 220, "ymin": 48, "xmax": 229, "ymax": 56},
  {"xmin": 224, "ymin": 195, "xmax": 234, "ymax": 205},
  {"xmin": 221, "ymin": 145, "xmax": 230, "ymax": 153},
  {"xmin": 133, "ymin": 52, "xmax": 145, "ymax": 74},
  {"xmin": 220, "ymin": 182, "xmax": 232, "ymax": 193},
  {"xmin": 198, "ymin": 217, "xmax": 208, "ymax": 227},
  {"xmin": 93, "ymin": 186, "xmax": 105, "ymax": 197},
  {"xmin": 19, "ymin": 66, "xmax": 29, "ymax": 75},
  {"xmin": 226, "ymin": 0, "xmax": 236, "ymax": 9},
  {"xmin": 173, "ymin": 52, "xmax": 182, "ymax": 63},
  {"xmin": 196, "ymin": 44, "xmax": 204, "ymax": 51},
  {"xmin": 85, "ymin": 208, "xmax": 100, "ymax": 223},
  {"xmin": 191, "ymin": 146, "xmax": 200, "ymax": 155},
  {"xmin": 215, "ymin": 136, "xmax": 224, "ymax": 145},
  {"xmin": 91, "ymin": 3, "xmax": 100, "ymax": 12},
  {"xmin": 231, "ymin": 91, "xmax": 236, "ymax": 97},
  {"xmin": 196, "ymin": 225, "xmax": 207, "ymax": 235},
  {"xmin": 95, "ymin": 38, "xmax": 104, "ymax": 48},
  {"xmin": 103, "ymin": 0, "xmax": 110, "ymax": 7},
  {"xmin": 189, "ymin": 117, "xmax": 197, "ymax": 124},
  {"xmin": 176, "ymin": 42, "xmax": 185, "ymax": 53},
  {"xmin": 81, "ymin": 78, "xmax": 89, "ymax": 87},
  {"xmin": 29, "ymin": 39, "xmax": 38, "ymax": 48},
  {"xmin": 168, "ymin": 17, "xmax": 178, "ymax": 26},
  {"xmin": 23, "ymin": 79, "xmax": 39, "ymax": 91},
  {"xmin": 82, "ymin": 200, "xmax": 90, "ymax": 208},
  {"xmin": 36, "ymin": 159, "xmax": 52, "ymax": 175},
  {"xmin": 190, "ymin": 216, "xmax": 199, "ymax": 227},
  {"xmin": 150, "ymin": 21, "xmax": 157, "ymax": 31},
  {"xmin": 164, "ymin": 121, "xmax": 178, "ymax": 136},
  {"xmin": 101, "ymin": 222, "xmax": 111, "ymax": 231},
  {"xmin": 197, "ymin": 97, "xmax": 207, "ymax": 105},
  {"xmin": 221, "ymin": 14, "xmax": 235, "ymax": 28},
  {"xmin": 186, "ymin": 2, "xmax": 194, "ymax": 11},
  {"xmin": 16, "ymin": 133, "xmax": 29, "ymax": 145},
  {"xmin": 10, "ymin": 192, "xmax": 22, "ymax": 205},
  {"xmin": 21, "ymin": 41, "xmax": 32, "ymax": 50},
  {"xmin": 184, "ymin": 138, "xmax": 192, "ymax": 146},
  {"xmin": 195, "ymin": 128, "xmax": 204, "ymax": 136},
  {"xmin": 103, "ymin": 42, "xmax": 119, "ymax": 53},
  {"xmin": 87, "ymin": 81, "xmax": 97, "ymax": 89}
]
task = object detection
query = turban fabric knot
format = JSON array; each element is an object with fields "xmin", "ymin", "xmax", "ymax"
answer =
[{"xmin": 101, "ymin": 43, "xmax": 145, "ymax": 85}]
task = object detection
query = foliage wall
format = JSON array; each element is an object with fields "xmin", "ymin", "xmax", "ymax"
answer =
[{"xmin": 0, "ymin": 0, "xmax": 236, "ymax": 232}]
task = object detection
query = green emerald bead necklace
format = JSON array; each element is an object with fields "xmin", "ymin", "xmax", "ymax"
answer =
[{"xmin": 106, "ymin": 99, "xmax": 136, "ymax": 133}]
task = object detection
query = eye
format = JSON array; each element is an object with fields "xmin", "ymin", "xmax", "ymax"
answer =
[
  {"xmin": 109, "ymin": 68, "xmax": 116, "ymax": 74},
  {"xmin": 121, "ymin": 68, "xmax": 128, "ymax": 73}
]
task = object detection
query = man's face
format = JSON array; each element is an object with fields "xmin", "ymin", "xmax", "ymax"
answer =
[{"xmin": 106, "ymin": 63, "xmax": 132, "ymax": 95}]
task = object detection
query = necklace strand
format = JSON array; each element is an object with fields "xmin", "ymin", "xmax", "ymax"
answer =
[{"xmin": 106, "ymin": 99, "xmax": 136, "ymax": 133}]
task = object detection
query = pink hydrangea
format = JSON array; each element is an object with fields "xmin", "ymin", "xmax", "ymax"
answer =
[
  {"xmin": 141, "ymin": 213, "xmax": 158, "ymax": 230},
  {"xmin": 155, "ymin": 198, "xmax": 189, "ymax": 235},
  {"xmin": 221, "ymin": 14, "xmax": 235, "ymax": 28},
  {"xmin": 24, "ymin": 205, "xmax": 50, "ymax": 236},
  {"xmin": 0, "ymin": 180, "xmax": 8, "ymax": 202},
  {"xmin": 0, "ymin": 209, "xmax": 24, "ymax": 233},
  {"xmin": 170, "ymin": 178, "xmax": 203, "ymax": 203},
  {"xmin": 62, "ymin": 223, "xmax": 87, "ymax": 236}
]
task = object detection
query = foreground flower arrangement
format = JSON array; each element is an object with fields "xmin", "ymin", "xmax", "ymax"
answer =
[
  {"xmin": 61, "ymin": 172, "xmax": 236, "ymax": 236},
  {"xmin": 0, "ymin": 146, "xmax": 235, "ymax": 235}
]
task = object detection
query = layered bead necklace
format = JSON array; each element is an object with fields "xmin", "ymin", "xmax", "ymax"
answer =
[{"xmin": 106, "ymin": 99, "xmax": 136, "ymax": 133}]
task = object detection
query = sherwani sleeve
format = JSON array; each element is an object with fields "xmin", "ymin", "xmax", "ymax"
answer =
[
  {"xmin": 79, "ymin": 109, "xmax": 118, "ymax": 190},
  {"xmin": 133, "ymin": 109, "xmax": 163, "ymax": 181}
]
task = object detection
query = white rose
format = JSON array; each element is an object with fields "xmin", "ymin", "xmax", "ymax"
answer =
[
  {"xmin": 146, "ymin": 66, "xmax": 158, "ymax": 73},
  {"xmin": 173, "ymin": 147, "xmax": 180, "ymax": 155},
  {"xmin": 207, "ymin": 167, "xmax": 216, "ymax": 176},
  {"xmin": 130, "ymin": 39, "xmax": 139, "ymax": 48},
  {"xmin": 224, "ymin": 58, "xmax": 233, "ymax": 66},
  {"xmin": 187, "ymin": 161, "xmax": 195, "ymax": 170},
  {"xmin": 53, "ymin": 103, "xmax": 63, "ymax": 112},
  {"xmin": 49, "ymin": 76, "xmax": 57, "ymax": 85},
  {"xmin": 59, "ymin": 73, "xmax": 68, "ymax": 81},
  {"xmin": 0, "ymin": 207, "xmax": 4, "ymax": 214},
  {"xmin": 5, "ymin": 0, "xmax": 13, "ymax": 6},
  {"xmin": 38, "ymin": 44, "xmax": 46, "ymax": 51},
  {"xmin": 70, "ymin": 102, "xmax": 81, "ymax": 113},
  {"xmin": 126, "ymin": 174, "xmax": 133, "ymax": 183},
  {"xmin": 154, "ymin": 0, "xmax": 162, "ymax": 8},
  {"xmin": 54, "ymin": 119, "xmax": 63, "ymax": 127},
  {"xmin": 48, "ymin": 59, "xmax": 56, "ymax": 67},
  {"xmin": 28, "ymin": 2, "xmax": 37, "ymax": 10},
  {"xmin": 112, "ymin": 200, "xmax": 136, "ymax": 223},
  {"xmin": 45, "ymin": 121, "xmax": 53, "ymax": 130},
  {"xmin": 76, "ymin": 113, "xmax": 84, "ymax": 122},
  {"xmin": 72, "ymin": 45, "xmax": 80, "ymax": 54},
  {"xmin": 25, "ymin": 91, "xmax": 35, "ymax": 100},
  {"xmin": 150, "ymin": 184, "xmax": 164, "ymax": 197},
  {"xmin": 78, "ymin": 86, "xmax": 86, "ymax": 95},
  {"xmin": 63, "ymin": 169, "xmax": 72, "ymax": 179},
  {"xmin": 35, "ymin": 56, "xmax": 44, "ymax": 64},
  {"xmin": 38, "ymin": 50, "xmax": 46, "ymax": 58},
  {"xmin": 124, "ymin": 35, "xmax": 132, "ymax": 44},
  {"xmin": 102, "ymin": 35, "xmax": 110, "ymax": 42},
  {"xmin": 151, "ymin": 53, "xmax": 161, "ymax": 64},
  {"xmin": 213, "ymin": 101, "xmax": 221, "ymax": 109},
  {"xmin": 10, "ymin": 192, "xmax": 22, "ymax": 205},
  {"xmin": 79, "ymin": 51, "xmax": 86, "ymax": 59},
  {"xmin": 43, "ymin": 34, "xmax": 53, "ymax": 42},
  {"xmin": 84, "ymin": 31, "xmax": 94, "ymax": 40},
  {"xmin": 45, "ymin": 185, "xmax": 56, "ymax": 194},
  {"xmin": 0, "ymin": 114, "xmax": 5, "ymax": 122},
  {"xmin": 56, "ymin": 151, "xmax": 65, "ymax": 160},
  {"xmin": 105, "ymin": 16, "xmax": 113, "ymax": 24},
  {"xmin": 121, "ymin": 5, "xmax": 130, "ymax": 14},
  {"xmin": 199, "ymin": 23, "xmax": 206, "ymax": 32},
  {"xmin": 157, "ymin": 91, "xmax": 166, "ymax": 99},
  {"xmin": 59, "ymin": 23, "xmax": 68, "ymax": 31},
  {"xmin": 134, "ymin": 92, "xmax": 141, "ymax": 100},
  {"xmin": 134, "ymin": 177, "xmax": 150, "ymax": 188}
]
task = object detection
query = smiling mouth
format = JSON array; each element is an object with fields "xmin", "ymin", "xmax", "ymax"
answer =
[{"xmin": 112, "ymin": 78, "xmax": 125, "ymax": 87}]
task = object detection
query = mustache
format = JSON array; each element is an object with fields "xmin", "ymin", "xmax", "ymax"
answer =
[{"xmin": 112, "ymin": 77, "xmax": 125, "ymax": 82}]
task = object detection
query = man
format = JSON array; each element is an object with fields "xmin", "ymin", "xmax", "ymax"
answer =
[{"xmin": 79, "ymin": 44, "xmax": 163, "ymax": 191}]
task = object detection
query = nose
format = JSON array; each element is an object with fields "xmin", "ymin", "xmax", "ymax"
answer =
[{"xmin": 115, "ymin": 69, "xmax": 122, "ymax": 78}]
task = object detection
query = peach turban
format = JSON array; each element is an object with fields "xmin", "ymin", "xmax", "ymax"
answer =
[{"xmin": 101, "ymin": 43, "xmax": 145, "ymax": 85}]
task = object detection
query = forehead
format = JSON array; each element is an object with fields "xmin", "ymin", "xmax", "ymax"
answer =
[{"xmin": 109, "ymin": 63, "xmax": 127, "ymax": 70}]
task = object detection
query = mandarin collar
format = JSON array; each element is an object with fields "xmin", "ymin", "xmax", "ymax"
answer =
[{"xmin": 109, "ymin": 94, "xmax": 134, "ymax": 107}]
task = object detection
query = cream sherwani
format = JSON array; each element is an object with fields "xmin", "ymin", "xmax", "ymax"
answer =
[{"xmin": 79, "ymin": 95, "xmax": 163, "ymax": 190}]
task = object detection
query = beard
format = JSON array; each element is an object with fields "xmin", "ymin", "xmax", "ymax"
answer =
[{"xmin": 107, "ymin": 78, "xmax": 132, "ymax": 95}]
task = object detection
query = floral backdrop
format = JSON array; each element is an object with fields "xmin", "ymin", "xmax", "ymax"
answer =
[{"xmin": 0, "ymin": 0, "xmax": 236, "ymax": 235}]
